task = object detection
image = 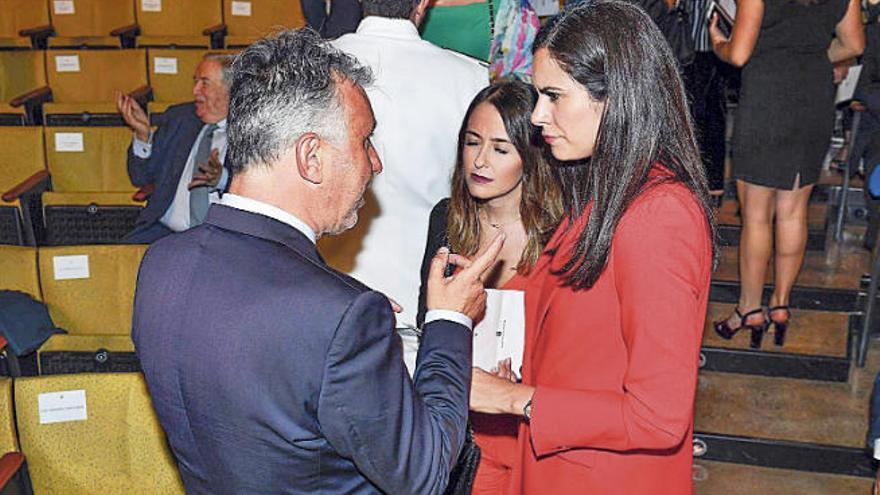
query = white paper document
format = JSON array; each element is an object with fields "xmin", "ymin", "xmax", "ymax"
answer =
[
  {"xmin": 231, "ymin": 1, "xmax": 252, "ymax": 16},
  {"xmin": 53, "ymin": 0, "xmax": 75, "ymax": 15},
  {"xmin": 472, "ymin": 289, "xmax": 525, "ymax": 375},
  {"xmin": 141, "ymin": 0, "xmax": 162, "ymax": 12},
  {"xmin": 38, "ymin": 390, "xmax": 87, "ymax": 424},
  {"xmin": 55, "ymin": 55, "xmax": 81, "ymax": 73},
  {"xmin": 153, "ymin": 57, "xmax": 178, "ymax": 75},
  {"xmin": 54, "ymin": 132, "xmax": 84, "ymax": 152},
  {"xmin": 53, "ymin": 255, "xmax": 90, "ymax": 280},
  {"xmin": 836, "ymin": 65, "xmax": 863, "ymax": 104}
]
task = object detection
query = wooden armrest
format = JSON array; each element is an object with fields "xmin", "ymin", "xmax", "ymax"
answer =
[
  {"xmin": 129, "ymin": 85, "xmax": 153, "ymax": 104},
  {"xmin": 203, "ymin": 23, "xmax": 227, "ymax": 36},
  {"xmin": 2, "ymin": 170, "xmax": 49, "ymax": 203},
  {"xmin": 9, "ymin": 86, "xmax": 52, "ymax": 108},
  {"xmin": 18, "ymin": 24, "xmax": 53, "ymax": 38},
  {"xmin": 0, "ymin": 452, "xmax": 24, "ymax": 489},
  {"xmin": 133, "ymin": 183, "xmax": 155, "ymax": 202},
  {"xmin": 110, "ymin": 23, "xmax": 140, "ymax": 37}
]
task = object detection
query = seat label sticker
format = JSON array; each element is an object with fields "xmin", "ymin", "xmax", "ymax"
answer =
[
  {"xmin": 231, "ymin": 1, "xmax": 252, "ymax": 16},
  {"xmin": 55, "ymin": 55, "xmax": 81, "ymax": 73},
  {"xmin": 141, "ymin": 0, "xmax": 162, "ymax": 12},
  {"xmin": 154, "ymin": 57, "xmax": 178, "ymax": 75},
  {"xmin": 54, "ymin": 132, "xmax": 84, "ymax": 153},
  {"xmin": 52, "ymin": 255, "xmax": 90, "ymax": 280},
  {"xmin": 38, "ymin": 390, "xmax": 87, "ymax": 424},
  {"xmin": 53, "ymin": 0, "xmax": 75, "ymax": 15}
]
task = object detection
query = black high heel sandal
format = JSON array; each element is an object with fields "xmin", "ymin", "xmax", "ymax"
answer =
[
  {"xmin": 713, "ymin": 307, "xmax": 769, "ymax": 349},
  {"xmin": 768, "ymin": 306, "xmax": 791, "ymax": 347}
]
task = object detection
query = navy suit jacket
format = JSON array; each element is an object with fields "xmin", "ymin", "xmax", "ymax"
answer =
[
  {"xmin": 126, "ymin": 102, "xmax": 228, "ymax": 243},
  {"xmin": 132, "ymin": 204, "xmax": 472, "ymax": 494}
]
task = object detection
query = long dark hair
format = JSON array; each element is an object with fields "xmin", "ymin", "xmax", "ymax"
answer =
[
  {"xmin": 535, "ymin": 0, "xmax": 717, "ymax": 289},
  {"xmin": 448, "ymin": 81, "xmax": 563, "ymax": 272}
]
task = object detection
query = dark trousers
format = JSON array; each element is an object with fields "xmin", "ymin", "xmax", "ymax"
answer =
[{"xmin": 683, "ymin": 51, "xmax": 728, "ymax": 192}]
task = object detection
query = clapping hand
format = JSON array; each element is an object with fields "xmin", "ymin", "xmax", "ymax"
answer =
[
  {"xmin": 115, "ymin": 90, "xmax": 150, "ymax": 143},
  {"xmin": 189, "ymin": 149, "xmax": 223, "ymax": 190}
]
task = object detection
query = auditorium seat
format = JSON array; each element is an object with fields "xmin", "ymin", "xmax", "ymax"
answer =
[
  {"xmin": 43, "ymin": 126, "xmax": 144, "ymax": 245},
  {"xmin": 136, "ymin": 0, "xmax": 224, "ymax": 48},
  {"xmin": 0, "ymin": 0, "xmax": 52, "ymax": 49},
  {"xmin": 0, "ymin": 377, "xmax": 33, "ymax": 494},
  {"xmin": 147, "ymin": 48, "xmax": 238, "ymax": 121},
  {"xmin": 36, "ymin": 244, "xmax": 145, "ymax": 374},
  {"xmin": 43, "ymin": 49, "xmax": 150, "ymax": 127},
  {"xmin": 47, "ymin": 0, "xmax": 138, "ymax": 48},
  {"xmin": 0, "ymin": 246, "xmax": 41, "ymax": 300},
  {"xmin": 222, "ymin": 0, "xmax": 306, "ymax": 47},
  {"xmin": 0, "ymin": 51, "xmax": 51, "ymax": 126},
  {"xmin": 15, "ymin": 372, "xmax": 185, "ymax": 494},
  {"xmin": 0, "ymin": 127, "xmax": 49, "ymax": 246}
]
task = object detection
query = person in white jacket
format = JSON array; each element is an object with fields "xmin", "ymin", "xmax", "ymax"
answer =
[{"xmin": 326, "ymin": 0, "xmax": 489, "ymax": 373}]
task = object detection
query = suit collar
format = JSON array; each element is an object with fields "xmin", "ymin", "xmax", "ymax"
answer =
[{"xmin": 205, "ymin": 205, "xmax": 323, "ymax": 264}]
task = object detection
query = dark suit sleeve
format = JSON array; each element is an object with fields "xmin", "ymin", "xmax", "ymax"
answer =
[
  {"xmin": 416, "ymin": 199, "xmax": 451, "ymax": 328},
  {"xmin": 318, "ymin": 290, "xmax": 472, "ymax": 495}
]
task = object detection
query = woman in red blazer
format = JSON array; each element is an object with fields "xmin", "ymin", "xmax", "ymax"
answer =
[{"xmin": 468, "ymin": 2, "xmax": 717, "ymax": 493}]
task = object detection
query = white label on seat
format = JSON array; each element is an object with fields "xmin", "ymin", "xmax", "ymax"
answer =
[
  {"xmin": 38, "ymin": 390, "xmax": 87, "ymax": 424},
  {"xmin": 53, "ymin": 0, "xmax": 75, "ymax": 15},
  {"xmin": 231, "ymin": 1, "xmax": 252, "ymax": 16},
  {"xmin": 54, "ymin": 55, "xmax": 81, "ymax": 73},
  {"xmin": 141, "ymin": 0, "xmax": 162, "ymax": 12},
  {"xmin": 153, "ymin": 57, "xmax": 178, "ymax": 75},
  {"xmin": 53, "ymin": 255, "xmax": 90, "ymax": 280},
  {"xmin": 54, "ymin": 132, "xmax": 84, "ymax": 152}
]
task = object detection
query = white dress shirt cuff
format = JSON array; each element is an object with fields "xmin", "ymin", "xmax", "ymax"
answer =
[
  {"xmin": 874, "ymin": 438, "xmax": 880, "ymax": 460},
  {"xmin": 424, "ymin": 310, "xmax": 472, "ymax": 330},
  {"xmin": 132, "ymin": 131, "xmax": 153, "ymax": 159}
]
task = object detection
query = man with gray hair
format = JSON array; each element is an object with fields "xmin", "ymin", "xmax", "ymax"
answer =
[
  {"xmin": 117, "ymin": 53, "xmax": 235, "ymax": 243},
  {"xmin": 132, "ymin": 29, "xmax": 502, "ymax": 494}
]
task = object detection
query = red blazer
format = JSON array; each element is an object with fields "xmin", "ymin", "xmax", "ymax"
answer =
[{"xmin": 510, "ymin": 177, "xmax": 712, "ymax": 494}]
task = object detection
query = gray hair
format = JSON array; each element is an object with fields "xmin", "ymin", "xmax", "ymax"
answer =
[
  {"xmin": 226, "ymin": 29, "xmax": 373, "ymax": 174},
  {"xmin": 202, "ymin": 52, "xmax": 235, "ymax": 88}
]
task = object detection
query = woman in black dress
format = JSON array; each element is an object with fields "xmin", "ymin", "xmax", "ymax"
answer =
[{"xmin": 710, "ymin": 0, "xmax": 864, "ymax": 347}]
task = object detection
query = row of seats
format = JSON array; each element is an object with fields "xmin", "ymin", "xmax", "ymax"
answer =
[
  {"xmin": 0, "ymin": 372, "xmax": 183, "ymax": 494},
  {"xmin": 1, "ymin": 244, "xmax": 145, "ymax": 373},
  {"xmin": 0, "ymin": 48, "xmax": 236, "ymax": 126},
  {"xmin": 0, "ymin": 0, "xmax": 304, "ymax": 49},
  {"xmin": 1, "ymin": 126, "xmax": 144, "ymax": 246}
]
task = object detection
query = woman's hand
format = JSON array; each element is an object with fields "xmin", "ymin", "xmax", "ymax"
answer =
[
  {"xmin": 708, "ymin": 15, "xmax": 729, "ymax": 51},
  {"xmin": 470, "ymin": 367, "xmax": 534, "ymax": 415},
  {"xmin": 490, "ymin": 357, "xmax": 518, "ymax": 382}
]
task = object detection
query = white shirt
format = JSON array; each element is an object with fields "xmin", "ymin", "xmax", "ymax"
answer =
[
  {"xmin": 328, "ymin": 17, "xmax": 488, "ymax": 330},
  {"xmin": 219, "ymin": 194, "xmax": 471, "ymax": 331},
  {"xmin": 133, "ymin": 118, "xmax": 229, "ymax": 232}
]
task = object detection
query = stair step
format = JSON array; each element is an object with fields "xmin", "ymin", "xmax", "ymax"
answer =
[
  {"xmin": 704, "ymin": 303, "xmax": 848, "ymax": 358},
  {"xmin": 693, "ymin": 460, "xmax": 873, "ymax": 494},
  {"xmin": 695, "ymin": 372, "xmax": 868, "ymax": 449}
]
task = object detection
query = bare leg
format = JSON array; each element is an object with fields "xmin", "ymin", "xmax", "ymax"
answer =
[
  {"xmin": 728, "ymin": 180, "xmax": 776, "ymax": 327},
  {"xmin": 770, "ymin": 178, "xmax": 813, "ymax": 311}
]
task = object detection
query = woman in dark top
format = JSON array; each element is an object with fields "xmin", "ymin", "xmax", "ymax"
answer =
[
  {"xmin": 416, "ymin": 80, "xmax": 561, "ymax": 495},
  {"xmin": 710, "ymin": 0, "xmax": 863, "ymax": 348}
]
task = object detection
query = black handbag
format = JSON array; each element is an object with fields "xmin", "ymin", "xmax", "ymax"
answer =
[
  {"xmin": 640, "ymin": 0, "xmax": 696, "ymax": 67},
  {"xmin": 443, "ymin": 425, "xmax": 481, "ymax": 495}
]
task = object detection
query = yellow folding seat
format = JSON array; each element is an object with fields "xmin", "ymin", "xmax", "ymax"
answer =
[
  {"xmin": 0, "ymin": 51, "xmax": 51, "ymax": 126},
  {"xmin": 0, "ymin": 377, "xmax": 32, "ymax": 493},
  {"xmin": 15, "ymin": 372, "xmax": 185, "ymax": 494},
  {"xmin": 0, "ymin": 0, "xmax": 52, "ymax": 49},
  {"xmin": 42, "ymin": 127, "xmax": 144, "ymax": 245},
  {"xmin": 136, "ymin": 0, "xmax": 224, "ymax": 48},
  {"xmin": 37, "ymin": 244, "xmax": 146, "ymax": 374},
  {"xmin": 0, "ymin": 127, "xmax": 48, "ymax": 246},
  {"xmin": 223, "ymin": 0, "xmax": 306, "ymax": 47},
  {"xmin": 48, "ymin": 0, "xmax": 138, "ymax": 48},
  {"xmin": 43, "ymin": 49, "xmax": 149, "ymax": 127},
  {"xmin": 0, "ymin": 246, "xmax": 40, "ymax": 300}
]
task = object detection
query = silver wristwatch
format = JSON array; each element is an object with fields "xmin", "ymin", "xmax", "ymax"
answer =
[{"xmin": 523, "ymin": 398, "xmax": 533, "ymax": 421}]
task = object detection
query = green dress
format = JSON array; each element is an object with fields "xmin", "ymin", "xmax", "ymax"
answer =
[{"xmin": 420, "ymin": 2, "xmax": 492, "ymax": 62}]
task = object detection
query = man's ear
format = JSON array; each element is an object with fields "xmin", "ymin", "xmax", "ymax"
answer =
[
  {"xmin": 295, "ymin": 132, "xmax": 323, "ymax": 185},
  {"xmin": 411, "ymin": 0, "xmax": 431, "ymax": 27}
]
